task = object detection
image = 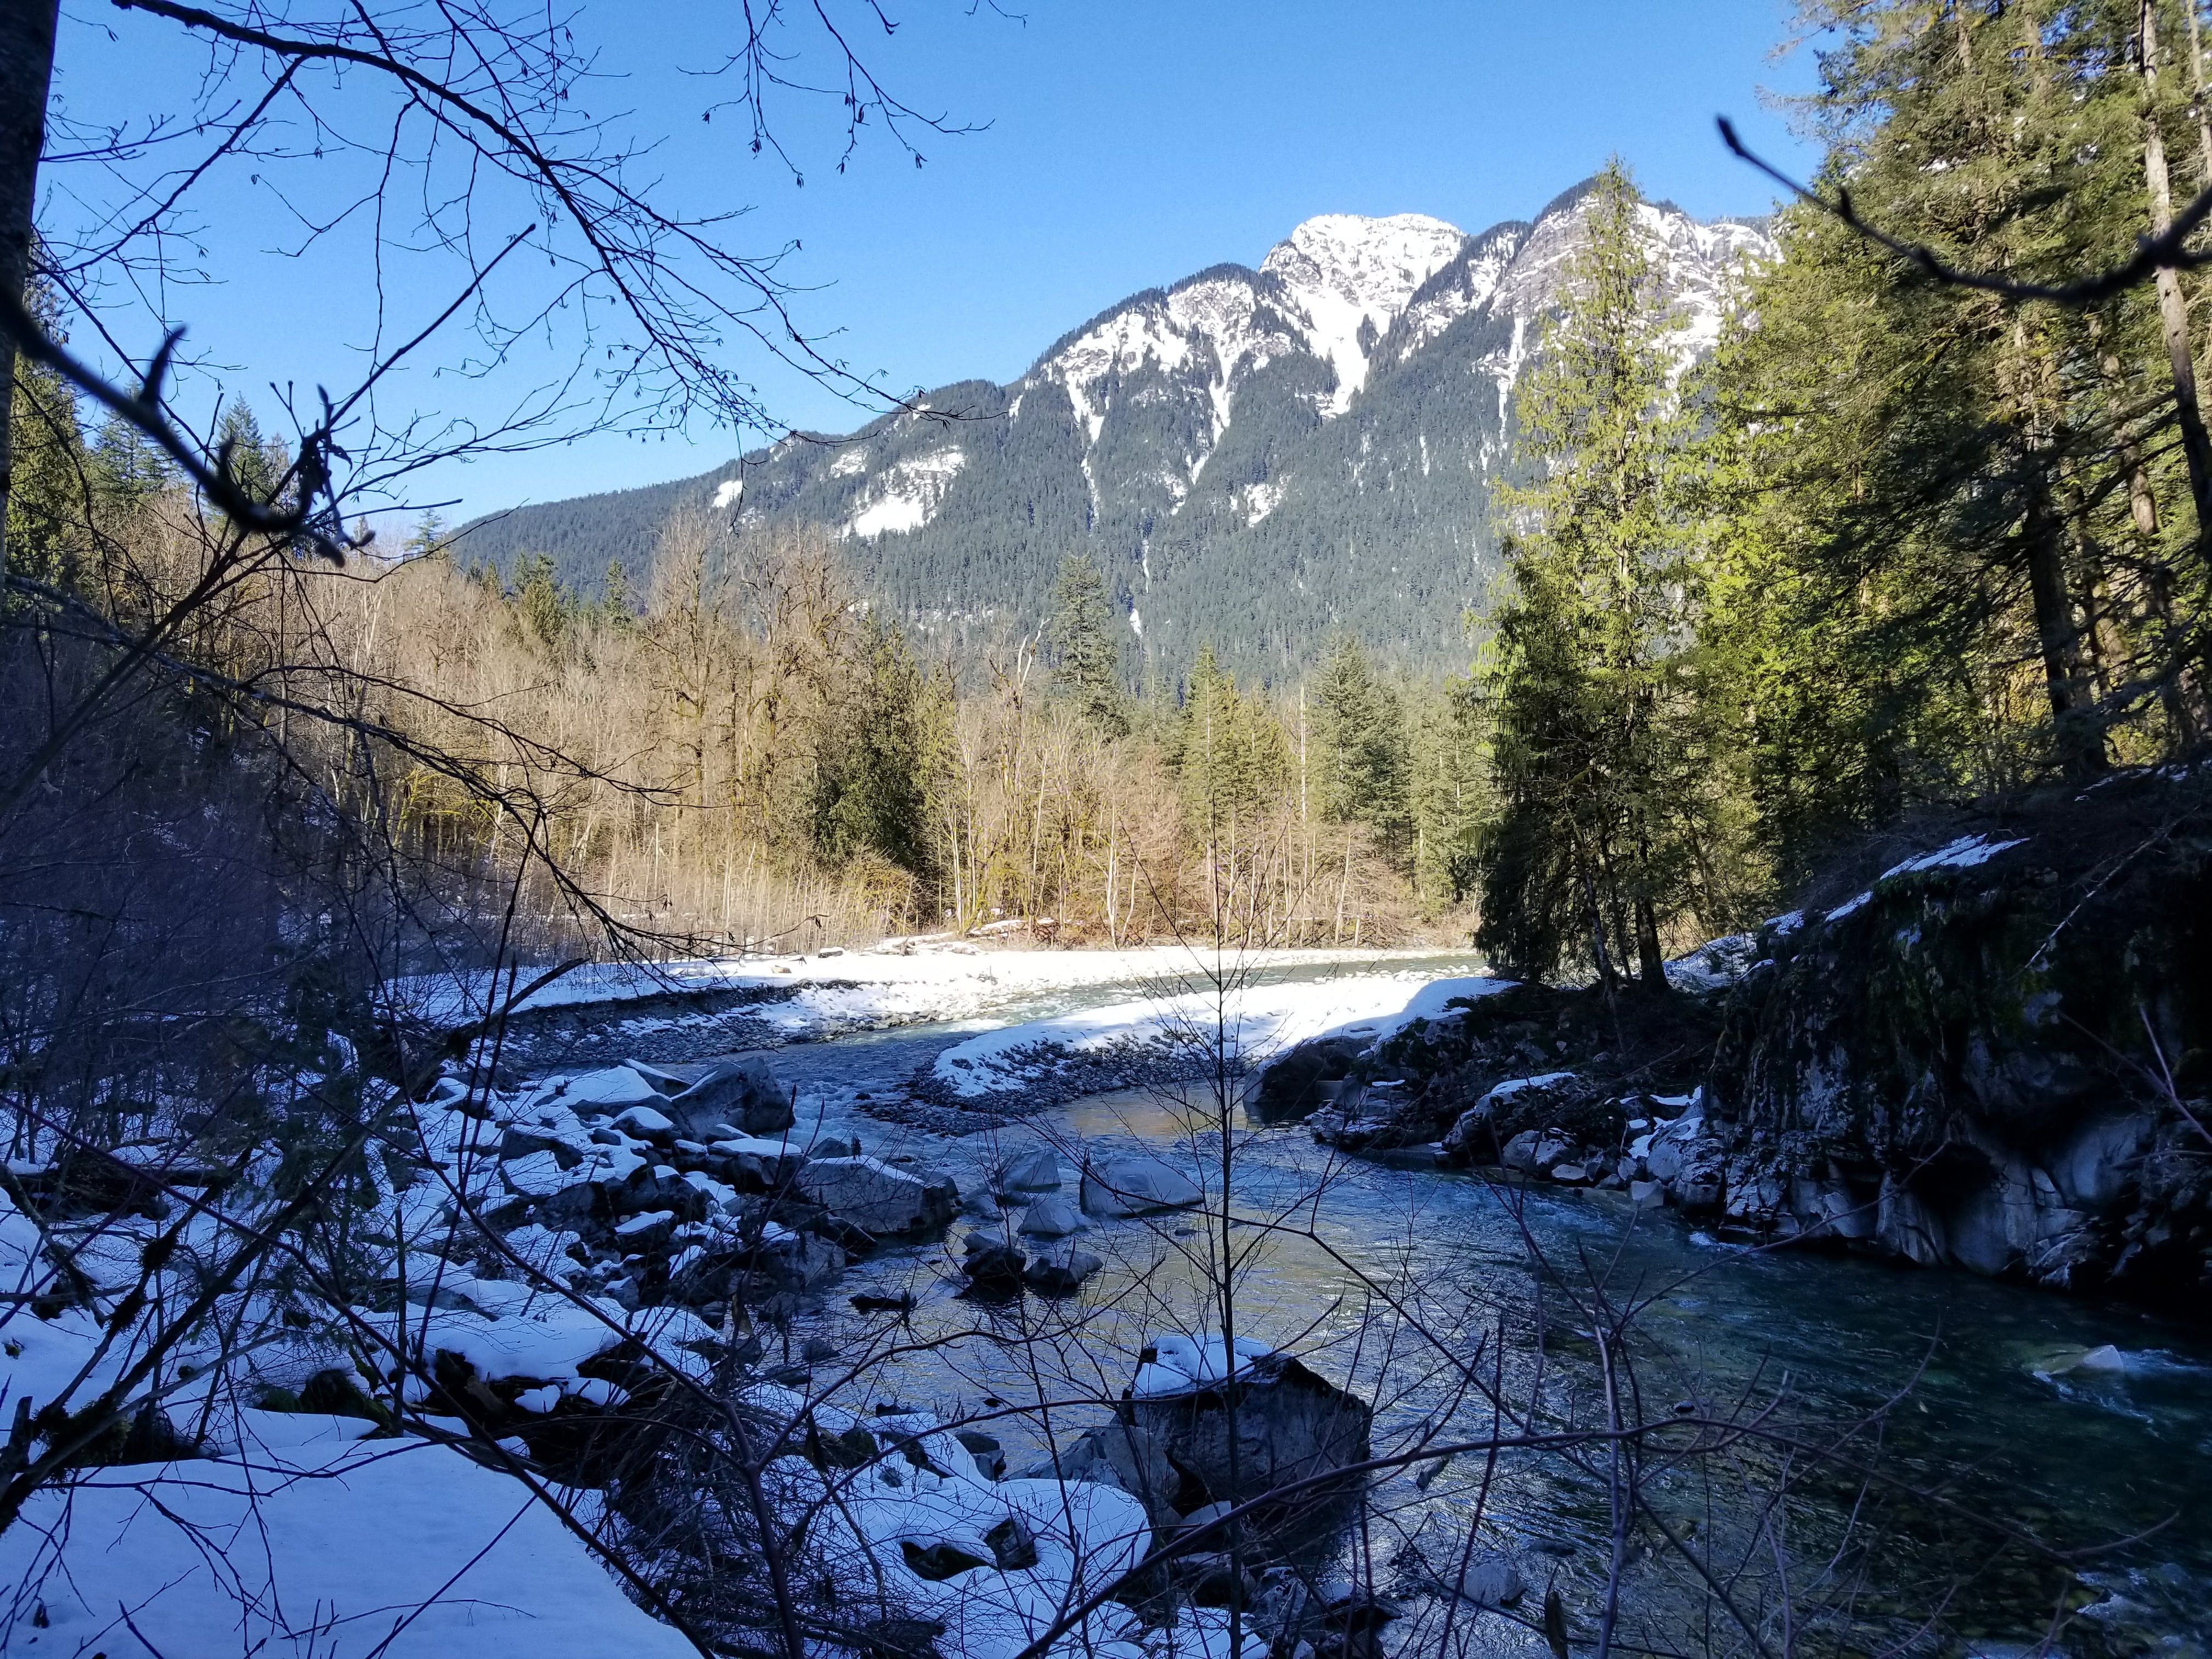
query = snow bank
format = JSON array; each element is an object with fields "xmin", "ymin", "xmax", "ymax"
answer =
[
  {"xmin": 0, "ymin": 1413, "xmax": 695, "ymax": 1658},
  {"xmin": 931, "ymin": 971, "xmax": 1510, "ymax": 1099},
  {"xmin": 392, "ymin": 944, "xmax": 1459, "ymax": 1040}
]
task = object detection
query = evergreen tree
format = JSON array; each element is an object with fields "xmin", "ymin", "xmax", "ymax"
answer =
[
  {"xmin": 1406, "ymin": 672, "xmax": 1491, "ymax": 907},
  {"xmin": 814, "ymin": 619, "xmax": 937, "ymax": 878},
  {"xmin": 215, "ymin": 401, "xmax": 289, "ymax": 509},
  {"xmin": 89, "ymin": 413, "xmax": 172, "ymax": 506},
  {"xmin": 1310, "ymin": 633, "xmax": 1410, "ymax": 859},
  {"xmin": 1170, "ymin": 643, "xmax": 1288, "ymax": 841},
  {"xmin": 1477, "ymin": 161, "xmax": 1711, "ymax": 989},
  {"xmin": 600, "ymin": 556, "xmax": 637, "ymax": 629},
  {"xmin": 1698, "ymin": 0, "xmax": 2212, "ymax": 881},
  {"xmin": 402, "ymin": 509, "xmax": 450, "ymax": 561},
  {"xmin": 514, "ymin": 551, "xmax": 568, "ymax": 651},
  {"xmin": 1045, "ymin": 552, "xmax": 1128, "ymax": 736},
  {"xmin": 5, "ymin": 345, "xmax": 87, "ymax": 589}
]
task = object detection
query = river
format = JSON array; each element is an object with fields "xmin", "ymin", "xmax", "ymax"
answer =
[{"xmin": 596, "ymin": 953, "xmax": 2212, "ymax": 1658}]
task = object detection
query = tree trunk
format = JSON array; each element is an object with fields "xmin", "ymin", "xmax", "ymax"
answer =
[
  {"xmin": 2139, "ymin": 0, "xmax": 2212, "ymax": 560},
  {"xmin": 2022, "ymin": 481, "xmax": 2103, "ymax": 773},
  {"xmin": 0, "ymin": 0, "xmax": 60, "ymax": 590}
]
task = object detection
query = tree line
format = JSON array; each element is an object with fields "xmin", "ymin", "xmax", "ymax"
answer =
[{"xmin": 1479, "ymin": 0, "xmax": 2212, "ymax": 989}]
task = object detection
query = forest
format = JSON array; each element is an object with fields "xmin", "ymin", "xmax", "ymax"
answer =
[
  {"xmin": 7, "ymin": 2, "xmax": 2212, "ymax": 1657},
  {"xmin": 17, "ymin": 0, "xmax": 2212, "ymax": 980}
]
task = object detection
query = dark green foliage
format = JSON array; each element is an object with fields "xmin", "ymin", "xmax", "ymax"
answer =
[
  {"xmin": 515, "ymin": 551, "xmax": 569, "ymax": 651},
  {"xmin": 1046, "ymin": 553, "xmax": 1128, "ymax": 736},
  {"xmin": 1311, "ymin": 634, "xmax": 1409, "ymax": 855},
  {"xmin": 811, "ymin": 620, "xmax": 938, "ymax": 878},
  {"xmin": 1169, "ymin": 644, "xmax": 1288, "ymax": 838},
  {"xmin": 215, "ymin": 402, "xmax": 290, "ymax": 510},
  {"xmin": 1477, "ymin": 163, "xmax": 1718, "ymax": 987},
  {"xmin": 1699, "ymin": 0, "xmax": 2212, "ymax": 884}
]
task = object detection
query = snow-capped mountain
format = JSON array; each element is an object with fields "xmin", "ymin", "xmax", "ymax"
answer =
[{"xmin": 458, "ymin": 178, "xmax": 1771, "ymax": 674}]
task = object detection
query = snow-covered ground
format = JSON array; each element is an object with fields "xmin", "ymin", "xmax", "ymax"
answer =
[
  {"xmin": 0, "ymin": 1414, "xmax": 697, "ymax": 1658},
  {"xmin": 396, "ymin": 941, "xmax": 1476, "ymax": 1041},
  {"xmin": 930, "ymin": 972, "xmax": 1511, "ymax": 1099}
]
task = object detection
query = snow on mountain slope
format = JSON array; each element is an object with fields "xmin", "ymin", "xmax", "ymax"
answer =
[
  {"xmin": 1026, "ymin": 266, "xmax": 1305, "ymax": 479},
  {"xmin": 456, "ymin": 176, "xmax": 1778, "ymax": 675},
  {"xmin": 1391, "ymin": 219, "xmax": 1531, "ymax": 364},
  {"xmin": 1260, "ymin": 212, "xmax": 1470, "ymax": 411},
  {"xmin": 845, "ymin": 448, "xmax": 968, "ymax": 539}
]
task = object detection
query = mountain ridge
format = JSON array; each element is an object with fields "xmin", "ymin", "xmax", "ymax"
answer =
[{"xmin": 455, "ymin": 179, "xmax": 1772, "ymax": 678}]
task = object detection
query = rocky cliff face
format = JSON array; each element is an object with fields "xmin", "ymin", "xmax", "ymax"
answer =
[
  {"xmin": 1271, "ymin": 766, "xmax": 2212, "ymax": 1314},
  {"xmin": 1699, "ymin": 774, "xmax": 2212, "ymax": 1306}
]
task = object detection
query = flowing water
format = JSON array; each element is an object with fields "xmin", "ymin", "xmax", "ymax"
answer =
[{"xmin": 641, "ymin": 958, "xmax": 2211, "ymax": 1657}]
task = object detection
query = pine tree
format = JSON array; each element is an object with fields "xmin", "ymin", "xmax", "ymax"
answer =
[
  {"xmin": 402, "ymin": 509, "xmax": 450, "ymax": 561},
  {"xmin": 814, "ymin": 619, "xmax": 936, "ymax": 879},
  {"xmin": 1171, "ymin": 644, "xmax": 1288, "ymax": 843},
  {"xmin": 515, "ymin": 552, "xmax": 569, "ymax": 651},
  {"xmin": 215, "ymin": 401, "xmax": 289, "ymax": 509},
  {"xmin": 1309, "ymin": 633, "xmax": 1410, "ymax": 859},
  {"xmin": 1045, "ymin": 552, "xmax": 1128, "ymax": 736},
  {"xmin": 1477, "ymin": 161, "xmax": 1709, "ymax": 990}
]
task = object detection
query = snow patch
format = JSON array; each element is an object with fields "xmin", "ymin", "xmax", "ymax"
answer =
[
  {"xmin": 845, "ymin": 449, "xmax": 967, "ymax": 539},
  {"xmin": 932, "ymin": 970, "xmax": 1508, "ymax": 1098}
]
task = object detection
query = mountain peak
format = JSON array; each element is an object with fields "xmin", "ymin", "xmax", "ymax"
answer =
[{"xmin": 1262, "ymin": 213, "xmax": 1469, "ymax": 412}]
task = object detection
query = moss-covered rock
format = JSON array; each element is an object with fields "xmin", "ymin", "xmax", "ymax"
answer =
[{"xmin": 1707, "ymin": 769, "xmax": 2212, "ymax": 1308}]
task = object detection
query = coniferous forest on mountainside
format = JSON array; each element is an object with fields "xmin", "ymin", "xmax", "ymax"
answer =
[{"xmin": 10, "ymin": 3, "xmax": 2212, "ymax": 1657}]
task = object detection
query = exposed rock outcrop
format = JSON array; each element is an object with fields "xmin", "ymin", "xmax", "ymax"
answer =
[{"xmin": 1701, "ymin": 778, "xmax": 2212, "ymax": 1307}]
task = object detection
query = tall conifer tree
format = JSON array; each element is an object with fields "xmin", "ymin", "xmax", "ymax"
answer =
[
  {"xmin": 1477, "ymin": 161, "xmax": 1708, "ymax": 989},
  {"xmin": 1045, "ymin": 552, "xmax": 1129, "ymax": 737}
]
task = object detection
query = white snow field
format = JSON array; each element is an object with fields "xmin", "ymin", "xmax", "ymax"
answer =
[
  {"xmin": 394, "ymin": 940, "xmax": 1479, "ymax": 1039},
  {"xmin": 0, "ymin": 1415, "xmax": 698, "ymax": 1658},
  {"xmin": 0, "ymin": 1178, "xmax": 700, "ymax": 1658},
  {"xmin": 930, "ymin": 970, "xmax": 1511, "ymax": 1098}
]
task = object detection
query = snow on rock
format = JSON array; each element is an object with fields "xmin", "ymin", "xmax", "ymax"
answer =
[
  {"xmin": 749, "ymin": 1385, "xmax": 1152, "ymax": 1659},
  {"xmin": 1260, "ymin": 212, "xmax": 1470, "ymax": 413},
  {"xmin": 1391, "ymin": 219, "xmax": 1530, "ymax": 362},
  {"xmin": 1131, "ymin": 1332, "xmax": 1274, "ymax": 1398},
  {"xmin": 0, "ymin": 1414, "xmax": 697, "ymax": 1658},
  {"xmin": 1823, "ymin": 834, "xmax": 2030, "ymax": 924},
  {"xmin": 929, "ymin": 969, "xmax": 1499, "ymax": 1100},
  {"xmin": 1030, "ymin": 268, "xmax": 1303, "ymax": 473},
  {"xmin": 1665, "ymin": 934, "xmax": 1757, "ymax": 994}
]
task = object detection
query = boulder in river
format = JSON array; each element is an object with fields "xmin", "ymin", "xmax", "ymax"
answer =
[
  {"xmin": 994, "ymin": 1147, "xmax": 1062, "ymax": 1193},
  {"xmin": 960, "ymin": 1233, "xmax": 1026, "ymax": 1295},
  {"xmin": 1080, "ymin": 1154, "xmax": 1203, "ymax": 1217},
  {"xmin": 1022, "ymin": 1245, "xmax": 1103, "ymax": 1297},
  {"xmin": 1015, "ymin": 1195, "xmax": 1081, "ymax": 1239},
  {"xmin": 630, "ymin": 1054, "xmax": 795, "ymax": 1138},
  {"xmin": 795, "ymin": 1156, "xmax": 957, "ymax": 1238},
  {"xmin": 1123, "ymin": 1338, "xmax": 1373, "ymax": 1517}
]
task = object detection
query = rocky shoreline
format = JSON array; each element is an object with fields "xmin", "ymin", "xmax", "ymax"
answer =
[{"xmin": 1271, "ymin": 770, "xmax": 2212, "ymax": 1315}]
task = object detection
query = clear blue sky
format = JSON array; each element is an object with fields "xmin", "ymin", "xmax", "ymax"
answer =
[{"xmin": 48, "ymin": 0, "xmax": 1822, "ymax": 524}]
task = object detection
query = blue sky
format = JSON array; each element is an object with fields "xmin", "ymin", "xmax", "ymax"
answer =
[{"xmin": 48, "ymin": 0, "xmax": 1822, "ymax": 524}]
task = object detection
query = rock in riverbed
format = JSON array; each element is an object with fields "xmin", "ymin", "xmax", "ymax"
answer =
[
  {"xmin": 796, "ymin": 1156, "xmax": 957, "ymax": 1237},
  {"xmin": 1080, "ymin": 1154, "xmax": 1202, "ymax": 1217}
]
